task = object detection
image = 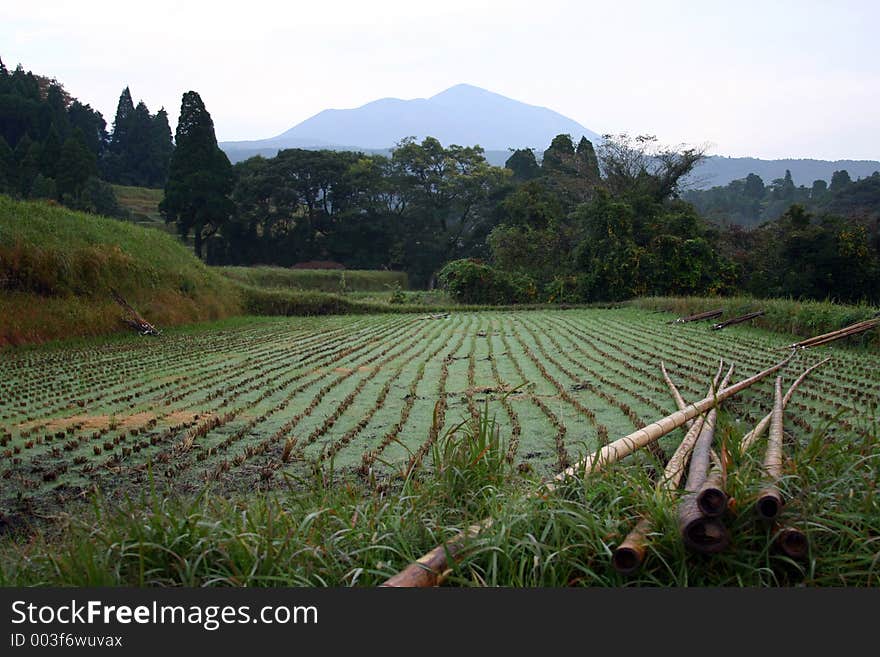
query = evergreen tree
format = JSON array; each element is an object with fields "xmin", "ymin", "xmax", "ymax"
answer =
[
  {"xmin": 14, "ymin": 135, "xmax": 39, "ymax": 197},
  {"xmin": 504, "ymin": 148, "xmax": 540, "ymax": 181},
  {"xmin": 575, "ymin": 136, "xmax": 600, "ymax": 185},
  {"xmin": 810, "ymin": 179, "xmax": 827, "ymax": 199},
  {"xmin": 743, "ymin": 173, "xmax": 765, "ymax": 199},
  {"xmin": 68, "ymin": 101, "xmax": 108, "ymax": 159},
  {"xmin": 160, "ymin": 90, "xmax": 233, "ymax": 258},
  {"xmin": 39, "ymin": 124, "xmax": 62, "ymax": 179},
  {"xmin": 105, "ymin": 87, "xmax": 135, "ymax": 182},
  {"xmin": 57, "ymin": 129, "xmax": 97, "ymax": 198},
  {"xmin": 0, "ymin": 135, "xmax": 13, "ymax": 193},
  {"xmin": 30, "ymin": 173, "xmax": 57, "ymax": 200},
  {"xmin": 541, "ymin": 134, "xmax": 577, "ymax": 175},
  {"xmin": 148, "ymin": 107, "xmax": 174, "ymax": 186}
]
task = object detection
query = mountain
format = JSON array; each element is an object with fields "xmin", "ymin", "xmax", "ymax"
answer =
[
  {"xmin": 690, "ymin": 157, "xmax": 880, "ymax": 190},
  {"xmin": 220, "ymin": 83, "xmax": 601, "ymax": 163},
  {"xmin": 220, "ymin": 84, "xmax": 880, "ymax": 188}
]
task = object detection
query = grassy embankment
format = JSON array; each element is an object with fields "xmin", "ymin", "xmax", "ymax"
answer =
[
  {"xmin": 0, "ymin": 196, "xmax": 241, "ymax": 346},
  {"xmin": 633, "ymin": 296, "xmax": 880, "ymax": 349}
]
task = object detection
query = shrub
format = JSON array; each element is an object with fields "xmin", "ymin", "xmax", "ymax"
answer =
[{"xmin": 437, "ymin": 259, "xmax": 536, "ymax": 305}]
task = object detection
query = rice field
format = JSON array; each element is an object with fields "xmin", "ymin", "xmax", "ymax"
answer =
[{"xmin": 1, "ymin": 308, "xmax": 878, "ymax": 516}]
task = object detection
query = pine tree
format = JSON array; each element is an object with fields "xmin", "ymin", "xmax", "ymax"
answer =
[
  {"xmin": 57, "ymin": 128, "xmax": 98, "ymax": 198},
  {"xmin": 0, "ymin": 135, "xmax": 13, "ymax": 193},
  {"xmin": 160, "ymin": 91, "xmax": 233, "ymax": 259},
  {"xmin": 575, "ymin": 137, "xmax": 600, "ymax": 186},
  {"xmin": 504, "ymin": 148, "xmax": 540, "ymax": 181},
  {"xmin": 40, "ymin": 124, "xmax": 62, "ymax": 179},
  {"xmin": 541, "ymin": 134, "xmax": 577, "ymax": 175},
  {"xmin": 148, "ymin": 107, "xmax": 174, "ymax": 186}
]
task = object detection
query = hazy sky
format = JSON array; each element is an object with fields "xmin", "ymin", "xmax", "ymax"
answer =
[{"xmin": 2, "ymin": 0, "xmax": 877, "ymax": 160}]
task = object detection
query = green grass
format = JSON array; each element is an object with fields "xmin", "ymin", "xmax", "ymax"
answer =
[
  {"xmin": 111, "ymin": 184, "xmax": 164, "ymax": 223},
  {"xmin": 218, "ymin": 266, "xmax": 409, "ymax": 293}
]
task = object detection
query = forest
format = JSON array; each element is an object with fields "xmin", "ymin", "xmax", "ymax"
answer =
[{"xmin": 1, "ymin": 58, "xmax": 878, "ymax": 303}]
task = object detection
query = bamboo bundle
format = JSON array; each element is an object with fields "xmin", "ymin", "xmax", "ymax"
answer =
[
  {"xmin": 786, "ymin": 318, "xmax": 880, "ymax": 349},
  {"xmin": 711, "ymin": 310, "xmax": 765, "ymax": 331},
  {"xmin": 670, "ymin": 308, "xmax": 724, "ymax": 324},
  {"xmin": 678, "ymin": 400, "xmax": 729, "ymax": 552},
  {"xmin": 756, "ymin": 378, "xmax": 785, "ymax": 521},
  {"xmin": 740, "ymin": 358, "xmax": 830, "ymax": 454},
  {"xmin": 383, "ymin": 355, "xmax": 793, "ymax": 586},
  {"xmin": 613, "ymin": 365, "xmax": 728, "ymax": 573}
]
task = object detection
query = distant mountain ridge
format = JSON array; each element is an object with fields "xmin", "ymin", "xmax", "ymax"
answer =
[
  {"xmin": 220, "ymin": 84, "xmax": 880, "ymax": 189},
  {"xmin": 220, "ymin": 83, "xmax": 600, "ymax": 159}
]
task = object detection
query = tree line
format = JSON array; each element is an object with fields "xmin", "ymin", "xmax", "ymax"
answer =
[
  {"xmin": 0, "ymin": 59, "xmax": 173, "ymax": 215},
  {"xmin": 2, "ymin": 58, "xmax": 876, "ymax": 305}
]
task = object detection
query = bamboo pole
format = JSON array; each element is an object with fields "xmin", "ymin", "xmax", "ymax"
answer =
[
  {"xmin": 550, "ymin": 354, "xmax": 791, "ymax": 487},
  {"xmin": 756, "ymin": 377, "xmax": 785, "ymax": 521},
  {"xmin": 613, "ymin": 367, "xmax": 725, "ymax": 573},
  {"xmin": 384, "ymin": 353, "xmax": 794, "ymax": 586},
  {"xmin": 670, "ymin": 308, "xmax": 724, "ymax": 324},
  {"xmin": 678, "ymin": 405, "xmax": 729, "ymax": 552},
  {"xmin": 740, "ymin": 358, "xmax": 830, "ymax": 454},
  {"xmin": 712, "ymin": 310, "xmax": 765, "ymax": 331},
  {"xmin": 786, "ymin": 318, "xmax": 880, "ymax": 349},
  {"xmin": 696, "ymin": 450, "xmax": 728, "ymax": 517}
]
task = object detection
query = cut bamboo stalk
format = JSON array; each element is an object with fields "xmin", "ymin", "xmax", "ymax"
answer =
[
  {"xmin": 696, "ymin": 453, "xmax": 728, "ymax": 518},
  {"xmin": 740, "ymin": 358, "xmax": 830, "ymax": 455},
  {"xmin": 711, "ymin": 310, "xmax": 766, "ymax": 330},
  {"xmin": 775, "ymin": 524, "xmax": 809, "ymax": 560},
  {"xmin": 381, "ymin": 519, "xmax": 491, "ymax": 587},
  {"xmin": 670, "ymin": 308, "xmax": 724, "ymax": 324},
  {"xmin": 756, "ymin": 377, "xmax": 785, "ymax": 521},
  {"xmin": 786, "ymin": 318, "xmax": 880, "ymax": 349},
  {"xmin": 385, "ymin": 353, "xmax": 793, "ymax": 586},
  {"xmin": 615, "ymin": 366, "xmax": 733, "ymax": 572},
  {"xmin": 678, "ymin": 411, "xmax": 729, "ymax": 552}
]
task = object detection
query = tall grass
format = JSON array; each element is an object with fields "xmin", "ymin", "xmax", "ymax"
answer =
[
  {"xmin": 219, "ymin": 266, "xmax": 409, "ymax": 293},
  {"xmin": 1, "ymin": 404, "xmax": 876, "ymax": 587}
]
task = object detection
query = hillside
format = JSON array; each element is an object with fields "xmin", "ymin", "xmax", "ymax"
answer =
[{"xmin": 0, "ymin": 196, "xmax": 242, "ymax": 345}]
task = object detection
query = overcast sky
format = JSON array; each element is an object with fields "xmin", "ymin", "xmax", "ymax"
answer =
[{"xmin": 2, "ymin": 0, "xmax": 877, "ymax": 160}]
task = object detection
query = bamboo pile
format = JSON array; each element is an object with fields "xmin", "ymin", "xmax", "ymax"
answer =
[
  {"xmin": 786, "ymin": 317, "xmax": 880, "ymax": 349},
  {"xmin": 612, "ymin": 358, "xmax": 827, "ymax": 573},
  {"xmin": 382, "ymin": 352, "xmax": 799, "ymax": 587}
]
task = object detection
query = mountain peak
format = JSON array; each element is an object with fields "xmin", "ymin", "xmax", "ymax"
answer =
[
  {"xmin": 429, "ymin": 83, "xmax": 497, "ymax": 100},
  {"xmin": 221, "ymin": 84, "xmax": 600, "ymax": 156}
]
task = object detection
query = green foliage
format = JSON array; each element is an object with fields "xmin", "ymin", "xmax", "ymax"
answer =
[
  {"xmin": 438, "ymin": 259, "xmax": 536, "ymax": 304},
  {"xmin": 218, "ymin": 266, "xmax": 408, "ymax": 293},
  {"xmin": 504, "ymin": 148, "xmax": 540, "ymax": 181},
  {"xmin": 160, "ymin": 91, "xmax": 233, "ymax": 258}
]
